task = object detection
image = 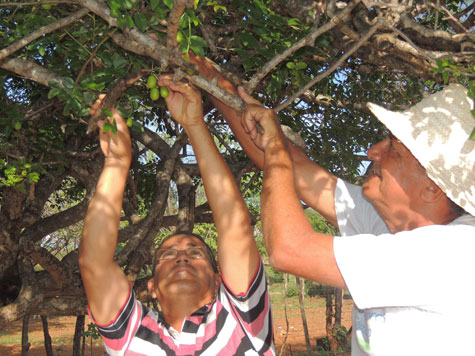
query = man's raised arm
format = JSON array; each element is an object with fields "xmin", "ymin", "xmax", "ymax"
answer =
[
  {"xmin": 189, "ymin": 54, "xmax": 338, "ymax": 226},
  {"xmin": 158, "ymin": 75, "xmax": 260, "ymax": 294},
  {"xmin": 79, "ymin": 97, "xmax": 131, "ymax": 325}
]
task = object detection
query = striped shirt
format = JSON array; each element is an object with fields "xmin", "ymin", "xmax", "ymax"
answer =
[{"xmin": 91, "ymin": 260, "xmax": 275, "ymax": 355}]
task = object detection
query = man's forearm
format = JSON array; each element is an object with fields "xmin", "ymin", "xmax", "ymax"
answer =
[{"xmin": 80, "ymin": 163, "xmax": 129, "ymax": 268}]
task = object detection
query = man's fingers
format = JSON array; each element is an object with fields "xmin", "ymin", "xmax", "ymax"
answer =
[{"xmin": 238, "ymin": 86, "xmax": 262, "ymax": 106}]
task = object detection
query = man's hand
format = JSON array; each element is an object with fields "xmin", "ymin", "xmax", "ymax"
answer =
[
  {"xmin": 89, "ymin": 94, "xmax": 132, "ymax": 169},
  {"xmin": 158, "ymin": 74, "xmax": 203, "ymax": 127},
  {"xmin": 238, "ymin": 87, "xmax": 284, "ymax": 150}
]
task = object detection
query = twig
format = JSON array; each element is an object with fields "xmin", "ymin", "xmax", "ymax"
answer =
[
  {"xmin": 86, "ymin": 69, "xmax": 151, "ymax": 134},
  {"xmin": 0, "ymin": 7, "xmax": 90, "ymax": 61},
  {"xmin": 275, "ymin": 18, "xmax": 383, "ymax": 112},
  {"xmin": 75, "ymin": 29, "xmax": 118, "ymax": 86},
  {"xmin": 383, "ymin": 23, "xmax": 436, "ymax": 63},
  {"xmin": 0, "ymin": 1, "xmax": 75, "ymax": 6},
  {"xmin": 246, "ymin": 0, "xmax": 362, "ymax": 92},
  {"xmin": 427, "ymin": 2, "xmax": 469, "ymax": 33}
]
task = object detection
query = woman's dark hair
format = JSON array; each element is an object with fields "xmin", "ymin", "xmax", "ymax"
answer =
[{"xmin": 151, "ymin": 231, "xmax": 219, "ymax": 274}]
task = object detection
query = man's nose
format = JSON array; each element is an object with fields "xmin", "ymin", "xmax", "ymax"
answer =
[
  {"xmin": 174, "ymin": 250, "xmax": 189, "ymax": 262},
  {"xmin": 367, "ymin": 138, "xmax": 390, "ymax": 162}
]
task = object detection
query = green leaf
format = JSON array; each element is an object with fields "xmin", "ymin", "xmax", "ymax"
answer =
[
  {"xmin": 134, "ymin": 13, "xmax": 148, "ymax": 32},
  {"xmin": 239, "ymin": 32, "xmax": 259, "ymax": 48},
  {"xmin": 442, "ymin": 71, "xmax": 449, "ymax": 84},
  {"xmin": 62, "ymin": 77, "xmax": 75, "ymax": 90},
  {"xmin": 102, "ymin": 123, "xmax": 112, "ymax": 132},
  {"xmin": 469, "ymin": 125, "xmax": 475, "ymax": 141},
  {"xmin": 190, "ymin": 36, "xmax": 208, "ymax": 58},
  {"xmin": 38, "ymin": 46, "xmax": 45, "ymax": 56},
  {"xmin": 117, "ymin": 14, "xmax": 127, "ymax": 29},
  {"xmin": 48, "ymin": 88, "xmax": 61, "ymax": 99},
  {"xmin": 150, "ymin": 0, "xmax": 159, "ymax": 10},
  {"xmin": 102, "ymin": 108, "xmax": 113, "ymax": 117},
  {"xmin": 111, "ymin": 119, "xmax": 118, "ymax": 135},
  {"xmin": 295, "ymin": 62, "xmax": 307, "ymax": 70},
  {"xmin": 28, "ymin": 172, "xmax": 40, "ymax": 182},
  {"xmin": 126, "ymin": 13, "xmax": 134, "ymax": 28},
  {"xmin": 112, "ymin": 53, "xmax": 128, "ymax": 69},
  {"xmin": 163, "ymin": 0, "xmax": 173, "ymax": 9}
]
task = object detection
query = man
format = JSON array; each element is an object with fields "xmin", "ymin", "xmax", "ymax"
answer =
[
  {"xmin": 79, "ymin": 78, "xmax": 275, "ymax": 354},
  {"xmin": 191, "ymin": 56, "xmax": 475, "ymax": 356}
]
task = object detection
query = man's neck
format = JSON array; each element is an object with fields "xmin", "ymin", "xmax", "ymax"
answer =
[{"xmin": 160, "ymin": 295, "xmax": 215, "ymax": 332}]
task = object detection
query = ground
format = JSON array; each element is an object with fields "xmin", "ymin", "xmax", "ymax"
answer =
[{"xmin": 0, "ymin": 294, "xmax": 353, "ymax": 356}]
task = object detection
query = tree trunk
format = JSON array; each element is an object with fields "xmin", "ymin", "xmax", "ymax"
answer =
[
  {"xmin": 335, "ymin": 288, "xmax": 343, "ymax": 327},
  {"xmin": 296, "ymin": 276, "xmax": 311, "ymax": 353},
  {"xmin": 278, "ymin": 274, "xmax": 290, "ymax": 356},
  {"xmin": 325, "ymin": 287, "xmax": 339, "ymax": 352},
  {"xmin": 73, "ymin": 315, "xmax": 85, "ymax": 356},
  {"xmin": 41, "ymin": 316, "xmax": 54, "ymax": 356},
  {"xmin": 21, "ymin": 315, "xmax": 30, "ymax": 356}
]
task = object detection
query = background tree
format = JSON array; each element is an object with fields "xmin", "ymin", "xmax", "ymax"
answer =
[{"xmin": 0, "ymin": 0, "xmax": 474, "ymax": 332}]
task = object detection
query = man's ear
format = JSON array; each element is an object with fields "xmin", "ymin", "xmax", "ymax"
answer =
[
  {"xmin": 147, "ymin": 278, "xmax": 157, "ymax": 299},
  {"xmin": 214, "ymin": 273, "xmax": 221, "ymax": 295},
  {"xmin": 421, "ymin": 179, "xmax": 445, "ymax": 203}
]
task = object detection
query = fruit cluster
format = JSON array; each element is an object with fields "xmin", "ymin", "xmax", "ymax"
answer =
[{"xmin": 146, "ymin": 75, "xmax": 169, "ymax": 101}]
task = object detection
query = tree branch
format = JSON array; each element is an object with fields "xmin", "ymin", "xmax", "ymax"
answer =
[
  {"xmin": 246, "ymin": 0, "xmax": 362, "ymax": 92},
  {"xmin": 0, "ymin": 8, "xmax": 89, "ymax": 61},
  {"xmin": 0, "ymin": 57, "xmax": 64, "ymax": 88},
  {"xmin": 276, "ymin": 18, "xmax": 383, "ymax": 112}
]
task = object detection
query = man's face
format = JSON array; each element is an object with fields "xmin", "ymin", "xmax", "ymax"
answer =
[
  {"xmin": 148, "ymin": 234, "xmax": 220, "ymax": 303},
  {"xmin": 362, "ymin": 134, "xmax": 429, "ymax": 230}
]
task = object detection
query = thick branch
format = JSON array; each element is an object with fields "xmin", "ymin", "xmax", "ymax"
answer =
[
  {"xmin": 167, "ymin": 0, "xmax": 193, "ymax": 51},
  {"xmin": 0, "ymin": 57, "xmax": 63, "ymax": 88},
  {"xmin": 0, "ymin": 258, "xmax": 43, "ymax": 329}
]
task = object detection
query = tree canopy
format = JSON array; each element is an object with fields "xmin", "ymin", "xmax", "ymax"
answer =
[{"xmin": 0, "ymin": 0, "xmax": 474, "ymax": 326}]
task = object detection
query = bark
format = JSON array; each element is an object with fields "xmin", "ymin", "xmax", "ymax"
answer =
[
  {"xmin": 278, "ymin": 274, "xmax": 290, "ymax": 356},
  {"xmin": 325, "ymin": 287, "xmax": 339, "ymax": 352},
  {"xmin": 73, "ymin": 315, "xmax": 85, "ymax": 356},
  {"xmin": 41, "ymin": 316, "xmax": 54, "ymax": 356},
  {"xmin": 296, "ymin": 276, "xmax": 311, "ymax": 353},
  {"xmin": 21, "ymin": 315, "xmax": 30, "ymax": 356}
]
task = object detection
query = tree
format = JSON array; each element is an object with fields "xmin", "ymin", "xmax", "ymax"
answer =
[{"xmin": 0, "ymin": 0, "xmax": 474, "ymax": 330}]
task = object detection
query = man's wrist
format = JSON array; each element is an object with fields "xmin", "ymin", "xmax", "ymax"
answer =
[{"xmin": 104, "ymin": 157, "xmax": 131, "ymax": 172}]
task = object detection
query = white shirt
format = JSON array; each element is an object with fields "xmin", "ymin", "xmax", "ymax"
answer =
[{"xmin": 333, "ymin": 179, "xmax": 475, "ymax": 356}]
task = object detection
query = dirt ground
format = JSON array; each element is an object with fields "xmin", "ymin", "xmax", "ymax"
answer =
[{"xmin": 0, "ymin": 296, "xmax": 353, "ymax": 356}]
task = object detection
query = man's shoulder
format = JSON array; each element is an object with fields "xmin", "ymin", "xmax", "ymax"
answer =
[{"xmin": 449, "ymin": 214, "xmax": 475, "ymax": 227}]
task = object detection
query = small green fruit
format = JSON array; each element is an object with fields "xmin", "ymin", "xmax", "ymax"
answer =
[
  {"xmin": 160, "ymin": 86, "xmax": 169, "ymax": 98},
  {"xmin": 176, "ymin": 31, "xmax": 183, "ymax": 43},
  {"xmin": 146, "ymin": 74, "xmax": 157, "ymax": 89},
  {"xmin": 14, "ymin": 121, "xmax": 21, "ymax": 131},
  {"xmin": 126, "ymin": 118, "xmax": 133, "ymax": 127},
  {"xmin": 286, "ymin": 62, "xmax": 295, "ymax": 69},
  {"xmin": 150, "ymin": 87, "xmax": 160, "ymax": 101}
]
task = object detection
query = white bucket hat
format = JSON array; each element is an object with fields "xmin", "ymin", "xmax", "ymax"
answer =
[{"xmin": 367, "ymin": 83, "xmax": 475, "ymax": 216}]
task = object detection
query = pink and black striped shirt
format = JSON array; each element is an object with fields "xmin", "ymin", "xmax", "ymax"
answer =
[{"xmin": 91, "ymin": 260, "xmax": 275, "ymax": 355}]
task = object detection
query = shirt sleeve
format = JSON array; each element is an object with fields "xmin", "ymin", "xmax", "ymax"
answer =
[
  {"xmin": 221, "ymin": 259, "xmax": 273, "ymax": 353},
  {"xmin": 89, "ymin": 289, "xmax": 143, "ymax": 356},
  {"xmin": 334, "ymin": 178, "xmax": 388, "ymax": 236}
]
